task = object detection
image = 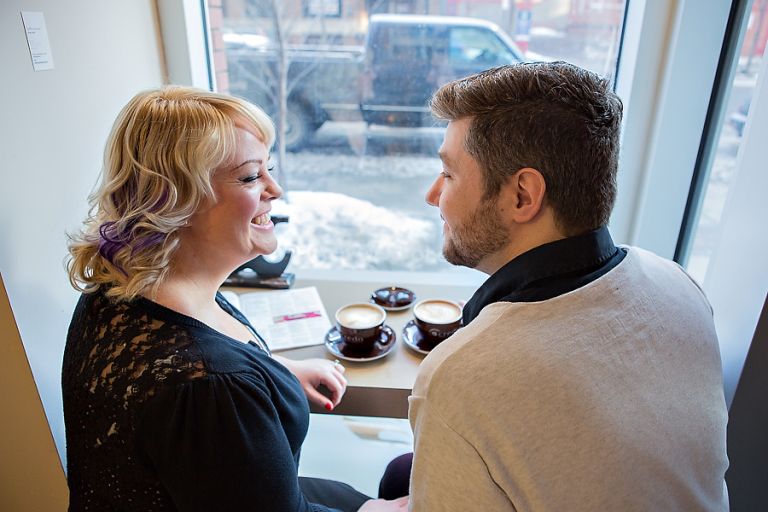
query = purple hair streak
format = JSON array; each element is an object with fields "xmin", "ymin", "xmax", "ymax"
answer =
[
  {"xmin": 131, "ymin": 231, "xmax": 166, "ymax": 252},
  {"xmin": 150, "ymin": 189, "xmax": 170, "ymax": 213},
  {"xmin": 98, "ymin": 221, "xmax": 128, "ymax": 274},
  {"xmin": 98, "ymin": 219, "xmax": 167, "ymax": 275}
]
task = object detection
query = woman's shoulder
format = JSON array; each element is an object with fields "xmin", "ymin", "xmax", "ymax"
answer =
[
  {"xmin": 66, "ymin": 290, "xmax": 209, "ymax": 387},
  {"xmin": 65, "ymin": 287, "xmax": 283, "ymax": 399}
]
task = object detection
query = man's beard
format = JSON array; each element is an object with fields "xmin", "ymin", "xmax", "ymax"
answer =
[{"xmin": 443, "ymin": 195, "xmax": 509, "ymax": 269}]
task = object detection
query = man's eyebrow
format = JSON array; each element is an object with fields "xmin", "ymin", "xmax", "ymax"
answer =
[{"xmin": 438, "ymin": 151, "xmax": 452, "ymax": 166}]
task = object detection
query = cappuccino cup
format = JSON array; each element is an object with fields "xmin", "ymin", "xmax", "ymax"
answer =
[
  {"xmin": 413, "ymin": 299, "xmax": 462, "ymax": 347},
  {"xmin": 335, "ymin": 302, "xmax": 388, "ymax": 351}
]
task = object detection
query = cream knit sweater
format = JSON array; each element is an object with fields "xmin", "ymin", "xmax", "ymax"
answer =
[{"xmin": 408, "ymin": 247, "xmax": 729, "ymax": 511}]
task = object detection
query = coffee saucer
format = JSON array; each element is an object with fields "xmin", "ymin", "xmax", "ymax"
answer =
[
  {"xmin": 325, "ymin": 325, "xmax": 397, "ymax": 362},
  {"xmin": 402, "ymin": 320, "xmax": 434, "ymax": 355},
  {"xmin": 373, "ymin": 302, "xmax": 413, "ymax": 312},
  {"xmin": 371, "ymin": 286, "xmax": 416, "ymax": 311}
]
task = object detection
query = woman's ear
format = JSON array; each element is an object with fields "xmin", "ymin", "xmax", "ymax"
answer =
[{"xmin": 504, "ymin": 167, "xmax": 547, "ymax": 224}]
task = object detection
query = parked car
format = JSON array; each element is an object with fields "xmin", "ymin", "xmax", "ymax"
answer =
[{"xmin": 225, "ymin": 14, "xmax": 524, "ymax": 150}]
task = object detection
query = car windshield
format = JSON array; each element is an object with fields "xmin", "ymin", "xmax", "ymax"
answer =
[{"xmin": 449, "ymin": 27, "xmax": 515, "ymax": 66}]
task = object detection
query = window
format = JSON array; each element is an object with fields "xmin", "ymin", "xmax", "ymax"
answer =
[
  {"xmin": 682, "ymin": 0, "xmax": 768, "ymax": 284},
  {"xmin": 304, "ymin": 0, "xmax": 341, "ymax": 18},
  {"xmin": 209, "ymin": 0, "xmax": 628, "ymax": 273},
  {"xmin": 672, "ymin": 0, "xmax": 768, "ymax": 403}
]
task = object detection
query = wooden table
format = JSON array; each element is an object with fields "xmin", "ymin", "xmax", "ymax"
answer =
[{"xmin": 226, "ymin": 274, "xmax": 477, "ymax": 418}]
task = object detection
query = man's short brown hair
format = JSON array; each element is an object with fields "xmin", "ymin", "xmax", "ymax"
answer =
[{"xmin": 430, "ymin": 61, "xmax": 623, "ymax": 236}]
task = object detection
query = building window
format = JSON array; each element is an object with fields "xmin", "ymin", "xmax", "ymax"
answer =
[{"xmin": 304, "ymin": 0, "xmax": 342, "ymax": 18}]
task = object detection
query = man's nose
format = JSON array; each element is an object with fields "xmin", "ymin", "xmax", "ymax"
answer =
[{"xmin": 425, "ymin": 175, "xmax": 443, "ymax": 207}]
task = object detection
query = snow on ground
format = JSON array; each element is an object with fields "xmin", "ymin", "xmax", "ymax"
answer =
[{"xmin": 275, "ymin": 191, "xmax": 445, "ymax": 271}]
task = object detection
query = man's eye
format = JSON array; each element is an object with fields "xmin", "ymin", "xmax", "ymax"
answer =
[{"xmin": 440, "ymin": 171, "xmax": 451, "ymax": 179}]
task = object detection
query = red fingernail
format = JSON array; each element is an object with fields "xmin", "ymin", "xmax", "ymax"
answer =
[{"xmin": 325, "ymin": 403, "xmax": 333, "ymax": 411}]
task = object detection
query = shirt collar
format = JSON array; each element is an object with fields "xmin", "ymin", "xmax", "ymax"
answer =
[{"xmin": 462, "ymin": 226, "xmax": 618, "ymax": 324}]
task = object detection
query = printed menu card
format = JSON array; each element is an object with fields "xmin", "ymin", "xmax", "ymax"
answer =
[{"xmin": 221, "ymin": 287, "xmax": 331, "ymax": 351}]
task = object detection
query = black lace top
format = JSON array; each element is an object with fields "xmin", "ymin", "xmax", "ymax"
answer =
[{"xmin": 62, "ymin": 290, "xmax": 335, "ymax": 511}]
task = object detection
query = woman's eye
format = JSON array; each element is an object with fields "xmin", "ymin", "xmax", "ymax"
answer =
[
  {"xmin": 267, "ymin": 164, "xmax": 275, "ymax": 173},
  {"xmin": 240, "ymin": 174, "xmax": 260, "ymax": 184}
]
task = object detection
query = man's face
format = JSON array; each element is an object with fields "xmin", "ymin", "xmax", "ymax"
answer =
[{"xmin": 426, "ymin": 118, "xmax": 509, "ymax": 271}]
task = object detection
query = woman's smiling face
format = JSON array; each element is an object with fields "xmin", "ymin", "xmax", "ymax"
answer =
[{"xmin": 182, "ymin": 124, "xmax": 283, "ymax": 272}]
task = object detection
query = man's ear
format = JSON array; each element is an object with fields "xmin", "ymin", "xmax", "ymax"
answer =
[{"xmin": 502, "ymin": 167, "xmax": 547, "ymax": 224}]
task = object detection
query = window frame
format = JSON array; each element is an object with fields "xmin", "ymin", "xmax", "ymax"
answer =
[
  {"xmin": 703, "ymin": 49, "xmax": 768, "ymax": 405},
  {"xmin": 674, "ymin": 0, "xmax": 753, "ymax": 265},
  {"xmin": 611, "ymin": 0, "xmax": 733, "ymax": 257},
  {"xmin": 156, "ymin": 0, "xmax": 214, "ymax": 90}
]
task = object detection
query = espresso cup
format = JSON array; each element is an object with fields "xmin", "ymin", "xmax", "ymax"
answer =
[
  {"xmin": 413, "ymin": 299, "xmax": 463, "ymax": 347},
  {"xmin": 335, "ymin": 302, "xmax": 388, "ymax": 351}
]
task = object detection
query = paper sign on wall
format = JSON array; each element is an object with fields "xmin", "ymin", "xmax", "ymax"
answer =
[{"xmin": 21, "ymin": 11, "xmax": 55, "ymax": 71}]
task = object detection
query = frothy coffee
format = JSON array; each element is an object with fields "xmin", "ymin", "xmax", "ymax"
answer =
[
  {"xmin": 414, "ymin": 300, "xmax": 462, "ymax": 325},
  {"xmin": 337, "ymin": 304, "xmax": 385, "ymax": 329}
]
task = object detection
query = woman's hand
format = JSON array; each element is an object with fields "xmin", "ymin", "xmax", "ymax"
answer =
[
  {"xmin": 358, "ymin": 496, "xmax": 409, "ymax": 511},
  {"xmin": 273, "ymin": 356, "xmax": 347, "ymax": 410}
]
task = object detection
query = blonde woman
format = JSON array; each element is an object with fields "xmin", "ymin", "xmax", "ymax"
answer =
[{"xmin": 63, "ymin": 87, "xmax": 408, "ymax": 512}]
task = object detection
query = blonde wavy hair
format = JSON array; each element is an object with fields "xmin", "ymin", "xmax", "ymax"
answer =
[{"xmin": 67, "ymin": 86, "xmax": 275, "ymax": 301}]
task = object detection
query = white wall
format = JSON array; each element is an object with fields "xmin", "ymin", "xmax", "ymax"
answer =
[{"xmin": 0, "ymin": 0, "xmax": 164, "ymax": 462}]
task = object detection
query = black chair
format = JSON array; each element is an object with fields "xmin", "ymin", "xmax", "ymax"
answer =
[{"xmin": 725, "ymin": 292, "xmax": 768, "ymax": 510}]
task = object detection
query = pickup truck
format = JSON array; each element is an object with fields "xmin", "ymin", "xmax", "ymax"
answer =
[{"xmin": 224, "ymin": 14, "xmax": 524, "ymax": 150}]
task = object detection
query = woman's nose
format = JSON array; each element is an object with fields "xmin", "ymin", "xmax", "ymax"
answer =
[{"xmin": 264, "ymin": 173, "xmax": 283, "ymax": 201}]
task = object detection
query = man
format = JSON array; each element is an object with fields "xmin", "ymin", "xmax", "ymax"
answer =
[{"xmin": 408, "ymin": 62, "xmax": 729, "ymax": 511}]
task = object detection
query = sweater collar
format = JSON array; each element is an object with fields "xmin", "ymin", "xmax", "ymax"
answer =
[{"xmin": 462, "ymin": 226, "xmax": 618, "ymax": 324}]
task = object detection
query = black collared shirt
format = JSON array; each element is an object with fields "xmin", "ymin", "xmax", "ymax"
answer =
[{"xmin": 462, "ymin": 227, "xmax": 626, "ymax": 325}]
